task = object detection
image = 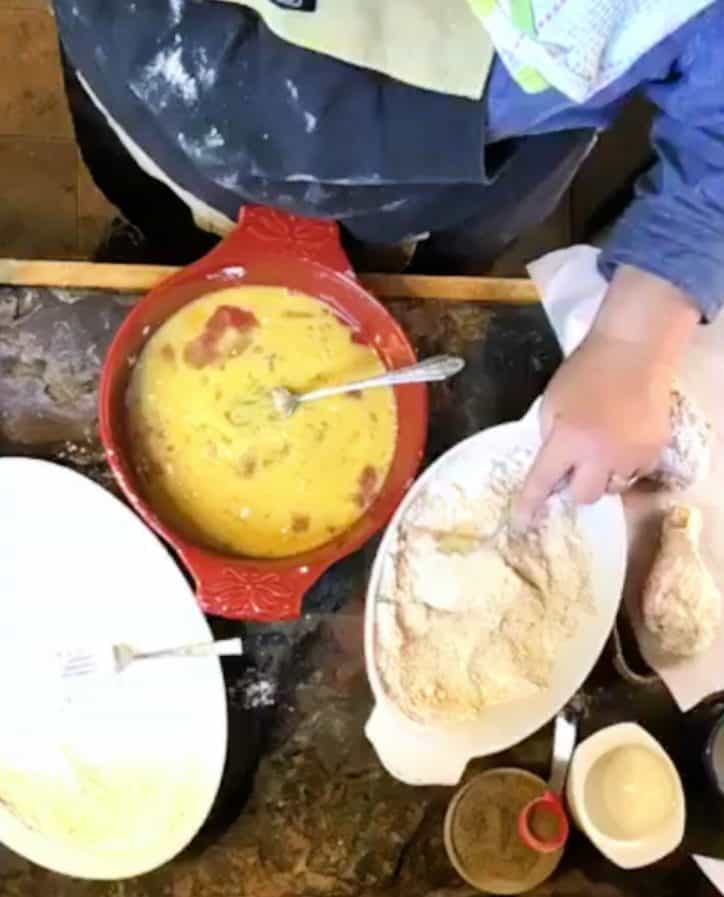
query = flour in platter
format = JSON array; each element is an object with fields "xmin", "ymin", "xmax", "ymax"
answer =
[{"xmin": 375, "ymin": 449, "xmax": 594, "ymax": 723}]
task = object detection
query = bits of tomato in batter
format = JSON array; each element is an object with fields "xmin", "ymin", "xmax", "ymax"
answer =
[
  {"xmin": 291, "ymin": 514, "xmax": 311, "ymax": 533},
  {"xmin": 355, "ymin": 465, "xmax": 380, "ymax": 509},
  {"xmin": 184, "ymin": 305, "xmax": 259, "ymax": 369}
]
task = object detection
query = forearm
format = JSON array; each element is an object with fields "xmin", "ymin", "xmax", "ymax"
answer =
[{"xmin": 592, "ymin": 265, "xmax": 700, "ymax": 369}]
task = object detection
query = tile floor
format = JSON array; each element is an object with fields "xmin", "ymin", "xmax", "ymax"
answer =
[{"xmin": 0, "ymin": 0, "xmax": 117, "ymax": 261}]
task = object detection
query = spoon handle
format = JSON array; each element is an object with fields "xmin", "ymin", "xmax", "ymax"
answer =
[{"xmin": 298, "ymin": 355, "xmax": 465, "ymax": 405}]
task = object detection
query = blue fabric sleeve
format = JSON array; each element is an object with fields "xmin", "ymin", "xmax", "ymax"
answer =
[{"xmin": 599, "ymin": 7, "xmax": 724, "ymax": 321}]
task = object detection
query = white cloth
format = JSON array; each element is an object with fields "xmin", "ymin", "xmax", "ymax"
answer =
[
  {"xmin": 474, "ymin": 0, "xmax": 716, "ymax": 102},
  {"xmin": 527, "ymin": 244, "xmax": 606, "ymax": 352},
  {"xmin": 214, "ymin": 0, "xmax": 495, "ymax": 99}
]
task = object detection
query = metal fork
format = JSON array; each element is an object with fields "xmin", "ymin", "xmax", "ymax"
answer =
[{"xmin": 58, "ymin": 637, "xmax": 243, "ymax": 679}]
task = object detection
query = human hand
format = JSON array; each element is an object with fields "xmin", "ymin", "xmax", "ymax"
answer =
[
  {"xmin": 512, "ymin": 264, "xmax": 700, "ymax": 529},
  {"xmin": 512, "ymin": 332, "xmax": 674, "ymax": 528}
]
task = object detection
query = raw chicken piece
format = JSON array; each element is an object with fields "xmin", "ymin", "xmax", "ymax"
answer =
[
  {"xmin": 648, "ymin": 388, "xmax": 712, "ymax": 491},
  {"xmin": 642, "ymin": 506, "xmax": 722, "ymax": 658}
]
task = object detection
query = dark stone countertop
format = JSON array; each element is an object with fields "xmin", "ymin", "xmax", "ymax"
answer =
[{"xmin": 0, "ymin": 285, "xmax": 719, "ymax": 897}]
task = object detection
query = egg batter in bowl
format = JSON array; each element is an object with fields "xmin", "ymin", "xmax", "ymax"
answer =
[{"xmin": 126, "ymin": 286, "xmax": 398, "ymax": 559}]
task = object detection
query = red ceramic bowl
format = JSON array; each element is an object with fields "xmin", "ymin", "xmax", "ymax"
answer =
[{"xmin": 99, "ymin": 206, "xmax": 427, "ymax": 621}]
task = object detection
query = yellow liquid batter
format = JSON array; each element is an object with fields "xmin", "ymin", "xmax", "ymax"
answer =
[
  {"xmin": 126, "ymin": 286, "xmax": 397, "ymax": 558},
  {"xmin": 584, "ymin": 746, "xmax": 676, "ymax": 841}
]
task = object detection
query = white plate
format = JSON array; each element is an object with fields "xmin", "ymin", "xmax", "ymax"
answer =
[
  {"xmin": 0, "ymin": 458, "xmax": 227, "ymax": 879},
  {"xmin": 364, "ymin": 401, "xmax": 627, "ymax": 785}
]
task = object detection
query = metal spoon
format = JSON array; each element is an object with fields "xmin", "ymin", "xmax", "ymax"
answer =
[
  {"xmin": 271, "ymin": 355, "xmax": 465, "ymax": 418},
  {"xmin": 517, "ymin": 708, "xmax": 578, "ymax": 854}
]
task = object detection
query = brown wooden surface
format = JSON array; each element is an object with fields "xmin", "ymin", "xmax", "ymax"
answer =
[{"xmin": 0, "ymin": 259, "xmax": 540, "ymax": 303}]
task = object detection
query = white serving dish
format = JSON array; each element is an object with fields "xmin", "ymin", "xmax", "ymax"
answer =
[
  {"xmin": 566, "ymin": 722, "xmax": 685, "ymax": 868},
  {"xmin": 364, "ymin": 400, "xmax": 627, "ymax": 785},
  {"xmin": 0, "ymin": 459, "xmax": 228, "ymax": 879}
]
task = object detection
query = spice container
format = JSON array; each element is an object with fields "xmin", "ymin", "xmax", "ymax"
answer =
[{"xmin": 444, "ymin": 768, "xmax": 564, "ymax": 895}]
